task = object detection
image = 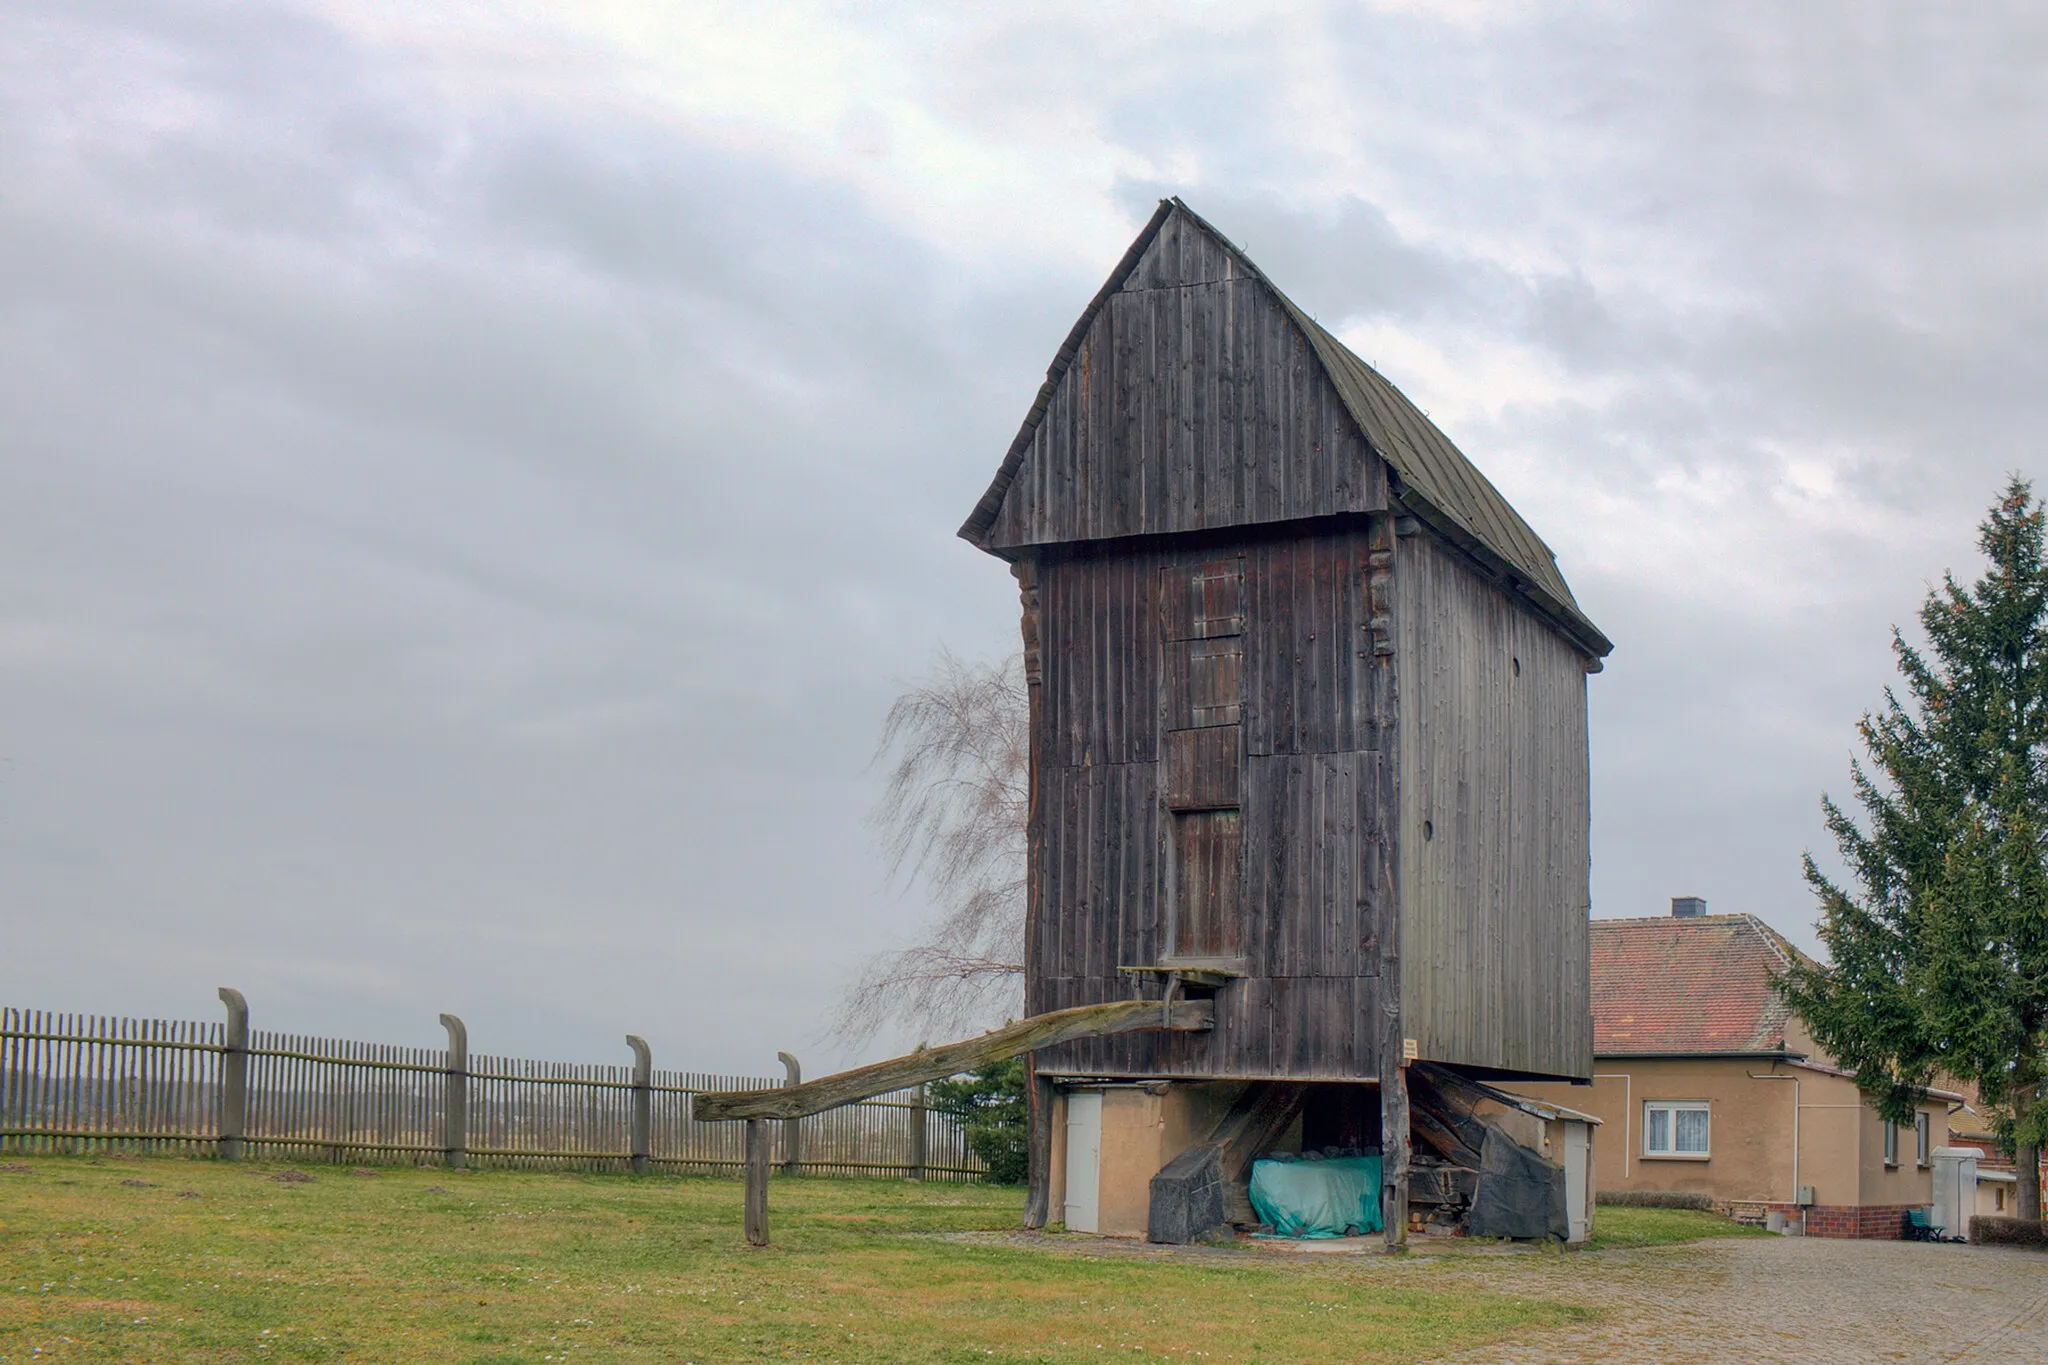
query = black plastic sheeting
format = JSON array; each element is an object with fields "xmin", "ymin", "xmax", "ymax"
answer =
[
  {"xmin": 1466, "ymin": 1127, "xmax": 1569, "ymax": 1241},
  {"xmin": 1147, "ymin": 1143, "xmax": 1227, "ymax": 1244}
]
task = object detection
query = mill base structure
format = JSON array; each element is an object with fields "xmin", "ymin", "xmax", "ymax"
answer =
[{"xmin": 695, "ymin": 1001, "xmax": 1214, "ymax": 1245}]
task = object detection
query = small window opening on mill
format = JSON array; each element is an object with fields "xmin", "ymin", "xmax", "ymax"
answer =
[
  {"xmin": 1512, "ymin": 655, "xmax": 1521, "ymax": 676},
  {"xmin": 1423, "ymin": 820, "xmax": 1434, "ymax": 841}
]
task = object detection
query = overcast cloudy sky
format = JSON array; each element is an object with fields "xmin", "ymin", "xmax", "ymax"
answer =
[{"xmin": 5, "ymin": 2, "xmax": 2044, "ymax": 1073}]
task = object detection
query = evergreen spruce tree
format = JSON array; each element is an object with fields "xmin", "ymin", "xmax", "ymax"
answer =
[
  {"xmin": 1784, "ymin": 476, "xmax": 2048, "ymax": 1222},
  {"xmin": 928, "ymin": 1057, "xmax": 1028, "ymax": 1185}
]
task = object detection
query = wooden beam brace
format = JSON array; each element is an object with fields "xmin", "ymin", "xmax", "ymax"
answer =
[
  {"xmin": 694, "ymin": 1000, "xmax": 1214, "ymax": 1122},
  {"xmin": 1410, "ymin": 1100, "xmax": 1481, "ymax": 1165},
  {"xmin": 1407, "ymin": 1067, "xmax": 1492, "ymax": 1153},
  {"xmin": 1212, "ymin": 1082, "xmax": 1309, "ymax": 1185},
  {"xmin": 1174, "ymin": 1081, "xmax": 1308, "ymax": 1227}
]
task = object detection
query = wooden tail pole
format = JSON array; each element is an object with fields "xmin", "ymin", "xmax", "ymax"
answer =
[
  {"xmin": 696, "ymin": 999, "xmax": 1211, "ymax": 1122},
  {"xmin": 700, "ymin": 998, "xmax": 1214, "ymax": 1245}
]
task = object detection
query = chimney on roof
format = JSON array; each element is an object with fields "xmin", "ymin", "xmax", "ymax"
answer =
[{"xmin": 1672, "ymin": 896, "xmax": 1707, "ymax": 918}]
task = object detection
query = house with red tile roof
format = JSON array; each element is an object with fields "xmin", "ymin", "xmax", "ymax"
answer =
[{"xmin": 1515, "ymin": 901, "xmax": 1959, "ymax": 1238}]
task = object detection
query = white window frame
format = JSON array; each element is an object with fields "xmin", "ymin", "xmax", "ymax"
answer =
[
  {"xmin": 1883, "ymin": 1121, "xmax": 1899, "ymax": 1167},
  {"xmin": 1915, "ymin": 1112, "xmax": 1931, "ymax": 1168},
  {"xmin": 1643, "ymin": 1100, "xmax": 1711, "ymax": 1159}
]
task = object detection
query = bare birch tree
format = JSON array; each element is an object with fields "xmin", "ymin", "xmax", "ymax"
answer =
[{"xmin": 830, "ymin": 649, "xmax": 1028, "ymax": 1048}]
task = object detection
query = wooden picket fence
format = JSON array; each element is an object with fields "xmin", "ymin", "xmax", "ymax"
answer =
[{"xmin": 0, "ymin": 999, "xmax": 985, "ymax": 1180}]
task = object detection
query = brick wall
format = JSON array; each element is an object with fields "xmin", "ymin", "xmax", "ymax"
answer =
[{"xmin": 1765, "ymin": 1202, "xmax": 1918, "ymax": 1239}]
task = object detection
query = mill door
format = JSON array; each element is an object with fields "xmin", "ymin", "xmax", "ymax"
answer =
[
  {"xmin": 1062, "ymin": 1090, "xmax": 1102, "ymax": 1233},
  {"xmin": 1163, "ymin": 557, "xmax": 1245, "ymax": 963}
]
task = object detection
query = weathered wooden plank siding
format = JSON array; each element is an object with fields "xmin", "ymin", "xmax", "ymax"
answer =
[
  {"xmin": 985, "ymin": 223, "xmax": 1385, "ymax": 551},
  {"xmin": 1394, "ymin": 530, "xmax": 1593, "ymax": 1080},
  {"xmin": 993, "ymin": 200, "xmax": 1599, "ymax": 1105},
  {"xmin": 1026, "ymin": 523, "xmax": 1394, "ymax": 1081},
  {"xmin": 1032, "ymin": 975, "xmax": 1379, "ymax": 1080}
]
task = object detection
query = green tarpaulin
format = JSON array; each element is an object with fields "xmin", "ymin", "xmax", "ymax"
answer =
[{"xmin": 1248, "ymin": 1153, "xmax": 1383, "ymax": 1238}]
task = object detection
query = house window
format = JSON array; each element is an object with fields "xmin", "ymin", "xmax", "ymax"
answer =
[
  {"xmin": 1883, "ymin": 1121, "xmax": 1898, "ymax": 1167},
  {"xmin": 1643, "ymin": 1101, "xmax": 1710, "ymax": 1158},
  {"xmin": 1915, "ymin": 1112, "xmax": 1931, "ymax": 1168}
]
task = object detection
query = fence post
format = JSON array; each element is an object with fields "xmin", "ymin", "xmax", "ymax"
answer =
[
  {"xmin": 440, "ymin": 1013, "xmax": 468, "ymax": 1170},
  {"xmin": 627, "ymin": 1035, "xmax": 652, "ymax": 1175},
  {"xmin": 217, "ymin": 987, "xmax": 249, "ymax": 1161},
  {"xmin": 911, "ymin": 1081, "xmax": 929, "ymax": 1182},
  {"xmin": 744, "ymin": 1118, "xmax": 771, "ymax": 1246},
  {"xmin": 777, "ymin": 1051, "xmax": 801, "ymax": 1175}
]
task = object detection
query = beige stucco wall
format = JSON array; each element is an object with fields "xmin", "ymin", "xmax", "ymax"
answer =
[
  {"xmin": 1978, "ymin": 1174, "xmax": 2018, "ymax": 1218},
  {"xmin": 1519, "ymin": 1061, "xmax": 1793, "ymax": 1202},
  {"xmin": 1857, "ymin": 1101, "xmax": 1949, "ymax": 1206},
  {"xmin": 1095, "ymin": 1088, "xmax": 1164, "ymax": 1236},
  {"xmin": 1054, "ymin": 1082, "xmax": 1253, "ymax": 1237},
  {"xmin": 1516, "ymin": 1059, "xmax": 1946, "ymax": 1208},
  {"xmin": 1793, "ymin": 1068, "xmax": 1868, "ymax": 1206}
]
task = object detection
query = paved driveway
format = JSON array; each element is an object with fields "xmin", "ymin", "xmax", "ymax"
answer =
[{"xmin": 1427, "ymin": 1235, "xmax": 2048, "ymax": 1363}]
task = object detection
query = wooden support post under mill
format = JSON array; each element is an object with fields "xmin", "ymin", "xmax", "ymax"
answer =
[
  {"xmin": 1023, "ymin": 1060, "xmax": 1054, "ymax": 1229},
  {"xmin": 627, "ymin": 1034, "xmax": 652, "ymax": 1175},
  {"xmin": 953, "ymin": 198, "xmax": 1610, "ymax": 1242},
  {"xmin": 1381, "ymin": 1062, "xmax": 1412, "ymax": 1248},
  {"xmin": 216, "ymin": 986, "xmax": 248, "ymax": 1161}
]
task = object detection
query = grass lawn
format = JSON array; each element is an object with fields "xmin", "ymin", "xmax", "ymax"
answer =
[
  {"xmin": 0, "ymin": 1156, "xmax": 1744, "ymax": 1363},
  {"xmin": 1583, "ymin": 1205, "xmax": 1773, "ymax": 1252}
]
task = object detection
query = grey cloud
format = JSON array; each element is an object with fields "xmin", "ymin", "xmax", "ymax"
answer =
[
  {"xmin": 1, "ymin": 0, "xmax": 1029, "ymax": 1069},
  {"xmin": 6, "ymin": 0, "xmax": 2048, "ymax": 1064}
]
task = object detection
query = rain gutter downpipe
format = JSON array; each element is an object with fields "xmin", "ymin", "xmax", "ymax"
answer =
[{"xmin": 1596, "ymin": 1073, "xmax": 1632, "ymax": 1178}]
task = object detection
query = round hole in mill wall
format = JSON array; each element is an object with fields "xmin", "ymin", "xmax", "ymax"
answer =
[
  {"xmin": 1512, "ymin": 656, "xmax": 1521, "ymax": 676},
  {"xmin": 1423, "ymin": 820, "xmax": 1434, "ymax": 841}
]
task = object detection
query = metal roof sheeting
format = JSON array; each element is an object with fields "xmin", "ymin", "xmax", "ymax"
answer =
[{"xmin": 1284, "ymin": 305, "xmax": 1609, "ymax": 657}]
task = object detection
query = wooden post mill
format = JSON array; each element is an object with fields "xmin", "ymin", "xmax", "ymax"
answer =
[
  {"xmin": 701, "ymin": 197, "xmax": 1610, "ymax": 1249},
  {"xmin": 956, "ymin": 198, "xmax": 1614, "ymax": 1245}
]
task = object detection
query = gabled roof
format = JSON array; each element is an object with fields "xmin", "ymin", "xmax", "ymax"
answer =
[
  {"xmin": 1590, "ymin": 914, "xmax": 1816, "ymax": 1056},
  {"xmin": 959, "ymin": 198, "xmax": 1611, "ymax": 659}
]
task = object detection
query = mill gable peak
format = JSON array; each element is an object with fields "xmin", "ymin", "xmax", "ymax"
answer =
[{"xmin": 960, "ymin": 197, "xmax": 1610, "ymax": 662}]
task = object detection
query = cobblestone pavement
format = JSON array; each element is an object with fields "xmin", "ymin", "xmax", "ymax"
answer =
[
  {"xmin": 954, "ymin": 1230, "xmax": 2048, "ymax": 1361},
  {"xmin": 1422, "ymin": 1236, "xmax": 2048, "ymax": 1364}
]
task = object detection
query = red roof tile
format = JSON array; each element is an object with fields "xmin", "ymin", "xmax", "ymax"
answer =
[{"xmin": 1591, "ymin": 914, "xmax": 1812, "ymax": 1055}]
